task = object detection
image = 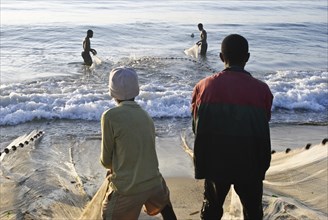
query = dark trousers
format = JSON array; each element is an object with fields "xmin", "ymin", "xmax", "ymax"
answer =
[
  {"xmin": 161, "ymin": 204, "xmax": 177, "ymax": 220},
  {"xmin": 81, "ymin": 51, "xmax": 92, "ymax": 66},
  {"xmin": 201, "ymin": 179, "xmax": 264, "ymax": 220},
  {"xmin": 200, "ymin": 43, "xmax": 208, "ymax": 56}
]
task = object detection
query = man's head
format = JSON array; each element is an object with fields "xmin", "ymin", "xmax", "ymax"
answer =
[
  {"xmin": 198, "ymin": 23, "xmax": 203, "ymax": 31},
  {"xmin": 109, "ymin": 67, "xmax": 140, "ymax": 102},
  {"xmin": 220, "ymin": 34, "xmax": 250, "ymax": 67},
  {"xmin": 87, "ymin": 29, "xmax": 93, "ymax": 38}
]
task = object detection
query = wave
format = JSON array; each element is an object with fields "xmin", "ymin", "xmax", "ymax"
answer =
[
  {"xmin": 0, "ymin": 58, "xmax": 327, "ymax": 126},
  {"xmin": 265, "ymin": 70, "xmax": 328, "ymax": 112}
]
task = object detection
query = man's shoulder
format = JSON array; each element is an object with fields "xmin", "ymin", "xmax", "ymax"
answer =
[
  {"xmin": 102, "ymin": 106, "xmax": 119, "ymax": 117},
  {"xmin": 250, "ymin": 76, "xmax": 271, "ymax": 90},
  {"xmin": 197, "ymin": 71, "xmax": 222, "ymax": 83},
  {"xmin": 102, "ymin": 102, "xmax": 147, "ymax": 116},
  {"xmin": 193, "ymin": 73, "xmax": 218, "ymax": 91},
  {"xmin": 225, "ymin": 69, "xmax": 270, "ymax": 90}
]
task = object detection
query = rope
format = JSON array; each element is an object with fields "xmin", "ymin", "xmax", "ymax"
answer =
[{"xmin": 131, "ymin": 56, "xmax": 217, "ymax": 74}]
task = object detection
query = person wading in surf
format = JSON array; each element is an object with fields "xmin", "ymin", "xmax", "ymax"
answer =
[
  {"xmin": 196, "ymin": 23, "xmax": 208, "ymax": 56},
  {"xmin": 81, "ymin": 29, "xmax": 97, "ymax": 66}
]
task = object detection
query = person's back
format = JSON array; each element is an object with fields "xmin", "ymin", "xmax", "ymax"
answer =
[
  {"xmin": 192, "ymin": 34, "xmax": 273, "ymax": 219},
  {"xmin": 100, "ymin": 67, "xmax": 176, "ymax": 220},
  {"xmin": 193, "ymin": 68, "xmax": 272, "ymax": 182},
  {"xmin": 101, "ymin": 101, "xmax": 162, "ymax": 194}
]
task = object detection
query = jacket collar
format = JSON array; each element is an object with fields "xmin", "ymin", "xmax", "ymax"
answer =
[{"xmin": 223, "ymin": 66, "xmax": 251, "ymax": 76}]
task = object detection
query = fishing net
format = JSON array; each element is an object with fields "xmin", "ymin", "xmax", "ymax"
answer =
[{"xmin": 184, "ymin": 44, "xmax": 199, "ymax": 59}]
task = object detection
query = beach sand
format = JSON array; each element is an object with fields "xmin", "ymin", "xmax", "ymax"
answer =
[
  {"xmin": 80, "ymin": 136, "xmax": 328, "ymax": 220},
  {"xmin": 0, "ymin": 121, "xmax": 327, "ymax": 220}
]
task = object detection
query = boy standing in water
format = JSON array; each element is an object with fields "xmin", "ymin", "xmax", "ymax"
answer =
[
  {"xmin": 196, "ymin": 23, "xmax": 208, "ymax": 56},
  {"xmin": 81, "ymin": 29, "xmax": 97, "ymax": 66},
  {"xmin": 100, "ymin": 67, "xmax": 177, "ymax": 220},
  {"xmin": 191, "ymin": 34, "xmax": 273, "ymax": 219}
]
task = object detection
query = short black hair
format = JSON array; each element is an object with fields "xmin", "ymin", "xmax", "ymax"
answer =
[
  {"xmin": 87, "ymin": 29, "xmax": 93, "ymax": 35},
  {"xmin": 221, "ymin": 34, "xmax": 249, "ymax": 64}
]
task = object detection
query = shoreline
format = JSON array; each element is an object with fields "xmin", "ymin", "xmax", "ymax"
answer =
[
  {"xmin": 1, "ymin": 119, "xmax": 327, "ymax": 151},
  {"xmin": 0, "ymin": 121, "xmax": 327, "ymax": 219}
]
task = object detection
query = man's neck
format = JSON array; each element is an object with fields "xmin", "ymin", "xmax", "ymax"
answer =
[{"xmin": 224, "ymin": 64, "xmax": 245, "ymax": 69}]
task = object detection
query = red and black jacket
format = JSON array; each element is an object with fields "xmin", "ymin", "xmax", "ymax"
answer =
[{"xmin": 191, "ymin": 68, "xmax": 273, "ymax": 183}]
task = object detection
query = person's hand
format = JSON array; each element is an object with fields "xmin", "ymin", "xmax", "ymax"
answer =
[
  {"xmin": 106, "ymin": 169, "xmax": 112, "ymax": 177},
  {"xmin": 91, "ymin": 49, "xmax": 97, "ymax": 55}
]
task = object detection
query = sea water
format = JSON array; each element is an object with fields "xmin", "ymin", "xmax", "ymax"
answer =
[{"xmin": 1, "ymin": 0, "xmax": 327, "ymax": 149}]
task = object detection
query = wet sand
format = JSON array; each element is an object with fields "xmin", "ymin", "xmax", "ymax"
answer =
[
  {"xmin": 82, "ymin": 142, "xmax": 328, "ymax": 220},
  {"xmin": 0, "ymin": 121, "xmax": 327, "ymax": 219}
]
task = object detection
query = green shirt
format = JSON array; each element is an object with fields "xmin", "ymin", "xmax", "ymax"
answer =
[{"xmin": 100, "ymin": 101, "xmax": 162, "ymax": 195}]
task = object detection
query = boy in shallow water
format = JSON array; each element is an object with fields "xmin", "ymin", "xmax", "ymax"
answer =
[{"xmin": 81, "ymin": 29, "xmax": 97, "ymax": 66}]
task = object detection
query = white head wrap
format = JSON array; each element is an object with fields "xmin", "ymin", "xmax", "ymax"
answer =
[{"xmin": 109, "ymin": 67, "xmax": 139, "ymax": 100}]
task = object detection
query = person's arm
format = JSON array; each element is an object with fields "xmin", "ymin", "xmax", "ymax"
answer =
[
  {"xmin": 88, "ymin": 38, "xmax": 97, "ymax": 55},
  {"xmin": 197, "ymin": 30, "xmax": 207, "ymax": 45},
  {"xmin": 265, "ymin": 86, "xmax": 274, "ymax": 121},
  {"xmin": 84, "ymin": 37, "xmax": 97, "ymax": 55},
  {"xmin": 90, "ymin": 48, "xmax": 97, "ymax": 55},
  {"xmin": 83, "ymin": 37, "xmax": 90, "ymax": 52},
  {"xmin": 100, "ymin": 112, "xmax": 114, "ymax": 169},
  {"xmin": 191, "ymin": 85, "xmax": 199, "ymax": 134}
]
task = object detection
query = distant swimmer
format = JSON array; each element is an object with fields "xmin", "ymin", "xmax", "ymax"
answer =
[
  {"xmin": 196, "ymin": 23, "xmax": 207, "ymax": 56},
  {"xmin": 81, "ymin": 29, "xmax": 97, "ymax": 66}
]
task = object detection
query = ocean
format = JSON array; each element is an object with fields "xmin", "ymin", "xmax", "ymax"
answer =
[
  {"xmin": 1, "ymin": 0, "xmax": 327, "ymax": 159},
  {"xmin": 0, "ymin": 1, "xmax": 327, "ymax": 219},
  {"xmin": 1, "ymin": 0, "xmax": 327, "ymax": 158}
]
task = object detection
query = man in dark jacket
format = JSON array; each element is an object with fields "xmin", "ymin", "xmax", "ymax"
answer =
[{"xmin": 191, "ymin": 34, "xmax": 273, "ymax": 219}]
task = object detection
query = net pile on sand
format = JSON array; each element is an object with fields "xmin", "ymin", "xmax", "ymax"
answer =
[
  {"xmin": 1, "ymin": 130, "xmax": 327, "ymax": 220},
  {"xmin": 263, "ymin": 143, "xmax": 327, "ymax": 219},
  {"xmin": 79, "ymin": 140, "xmax": 327, "ymax": 220}
]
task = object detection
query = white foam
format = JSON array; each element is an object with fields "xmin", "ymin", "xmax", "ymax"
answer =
[
  {"xmin": 0, "ymin": 70, "xmax": 327, "ymax": 126},
  {"xmin": 266, "ymin": 70, "xmax": 328, "ymax": 111}
]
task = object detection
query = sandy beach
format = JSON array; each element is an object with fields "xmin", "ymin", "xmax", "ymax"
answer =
[
  {"xmin": 81, "ymin": 134, "xmax": 328, "ymax": 220},
  {"xmin": 0, "ymin": 121, "xmax": 327, "ymax": 220}
]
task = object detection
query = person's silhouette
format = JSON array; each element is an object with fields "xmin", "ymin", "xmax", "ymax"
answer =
[{"xmin": 81, "ymin": 29, "xmax": 97, "ymax": 66}]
